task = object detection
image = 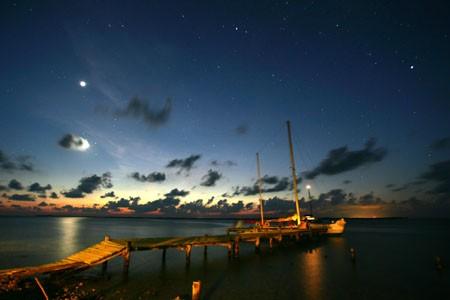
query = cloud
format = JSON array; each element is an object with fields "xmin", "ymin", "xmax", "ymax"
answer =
[
  {"xmin": 230, "ymin": 175, "xmax": 301, "ymax": 196},
  {"xmin": 343, "ymin": 180, "xmax": 352, "ymax": 184},
  {"xmin": 430, "ymin": 137, "xmax": 450, "ymax": 151},
  {"xmin": 7, "ymin": 193, "xmax": 36, "ymax": 201},
  {"xmin": 211, "ymin": 160, "xmax": 237, "ymax": 167},
  {"xmin": 100, "ymin": 191, "xmax": 117, "ymax": 198},
  {"xmin": 58, "ymin": 134, "xmax": 90, "ymax": 151},
  {"xmin": 0, "ymin": 149, "xmax": 34, "ymax": 172},
  {"xmin": 164, "ymin": 188, "xmax": 189, "ymax": 198},
  {"xmin": 235, "ymin": 124, "xmax": 248, "ymax": 135},
  {"xmin": 130, "ymin": 172, "xmax": 166, "ymax": 183},
  {"xmin": 304, "ymin": 138, "xmax": 387, "ymax": 179},
  {"xmin": 419, "ymin": 160, "xmax": 450, "ymax": 197},
  {"xmin": 38, "ymin": 201, "xmax": 49, "ymax": 207},
  {"xmin": 200, "ymin": 170, "xmax": 222, "ymax": 187},
  {"xmin": 62, "ymin": 172, "xmax": 112, "ymax": 198},
  {"xmin": 8, "ymin": 179, "xmax": 23, "ymax": 190},
  {"xmin": 318, "ymin": 189, "xmax": 348, "ymax": 205},
  {"xmin": 115, "ymin": 97, "xmax": 172, "ymax": 127},
  {"xmin": 166, "ymin": 154, "xmax": 201, "ymax": 174},
  {"xmin": 49, "ymin": 192, "xmax": 59, "ymax": 199},
  {"xmin": 0, "ymin": 185, "xmax": 8, "ymax": 191},
  {"xmin": 28, "ymin": 182, "xmax": 52, "ymax": 194}
]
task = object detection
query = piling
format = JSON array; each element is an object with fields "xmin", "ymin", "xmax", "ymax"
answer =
[
  {"xmin": 435, "ymin": 256, "xmax": 444, "ymax": 271},
  {"xmin": 192, "ymin": 280, "xmax": 202, "ymax": 300},
  {"xmin": 123, "ymin": 241, "xmax": 131, "ymax": 277},
  {"xmin": 350, "ymin": 247, "xmax": 356, "ymax": 263},
  {"xmin": 227, "ymin": 243, "xmax": 233, "ymax": 259},
  {"xmin": 234, "ymin": 237, "xmax": 240, "ymax": 258},
  {"xmin": 162, "ymin": 248, "xmax": 167, "ymax": 262},
  {"xmin": 185, "ymin": 245, "xmax": 192, "ymax": 266},
  {"xmin": 34, "ymin": 277, "xmax": 49, "ymax": 300},
  {"xmin": 255, "ymin": 237, "xmax": 261, "ymax": 253},
  {"xmin": 203, "ymin": 246, "xmax": 207, "ymax": 259}
]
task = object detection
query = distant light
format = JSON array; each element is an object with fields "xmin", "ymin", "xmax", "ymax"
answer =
[
  {"xmin": 79, "ymin": 80, "xmax": 87, "ymax": 87},
  {"xmin": 306, "ymin": 185, "xmax": 311, "ymax": 190},
  {"xmin": 410, "ymin": 65, "xmax": 414, "ymax": 70}
]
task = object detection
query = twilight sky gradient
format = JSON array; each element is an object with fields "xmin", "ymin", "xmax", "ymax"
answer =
[{"xmin": 1, "ymin": 1, "xmax": 449, "ymax": 217}]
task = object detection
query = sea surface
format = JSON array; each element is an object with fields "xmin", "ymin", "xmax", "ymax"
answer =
[{"xmin": 0, "ymin": 217, "xmax": 449, "ymax": 299}]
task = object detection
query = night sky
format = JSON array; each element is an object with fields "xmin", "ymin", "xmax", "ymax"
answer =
[{"xmin": 1, "ymin": 1, "xmax": 449, "ymax": 218}]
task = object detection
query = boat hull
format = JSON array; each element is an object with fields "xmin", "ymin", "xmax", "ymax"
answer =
[{"xmin": 326, "ymin": 218, "xmax": 346, "ymax": 235}]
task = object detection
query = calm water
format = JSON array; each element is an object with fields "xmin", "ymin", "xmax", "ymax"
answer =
[{"xmin": 0, "ymin": 217, "xmax": 449, "ymax": 299}]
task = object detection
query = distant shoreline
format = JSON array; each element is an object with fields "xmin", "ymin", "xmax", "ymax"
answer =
[{"xmin": 0, "ymin": 214, "xmax": 424, "ymax": 220}]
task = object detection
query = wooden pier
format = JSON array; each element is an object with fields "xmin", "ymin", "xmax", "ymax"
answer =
[{"xmin": 0, "ymin": 226, "xmax": 327, "ymax": 287}]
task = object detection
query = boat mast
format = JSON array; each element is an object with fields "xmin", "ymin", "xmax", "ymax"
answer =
[
  {"xmin": 256, "ymin": 152, "xmax": 265, "ymax": 226},
  {"xmin": 286, "ymin": 121, "xmax": 301, "ymax": 226}
]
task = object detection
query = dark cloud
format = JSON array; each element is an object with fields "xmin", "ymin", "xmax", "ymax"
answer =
[
  {"xmin": 7, "ymin": 193, "xmax": 35, "ymax": 201},
  {"xmin": 263, "ymin": 197, "xmax": 296, "ymax": 213},
  {"xmin": 420, "ymin": 160, "xmax": 450, "ymax": 197},
  {"xmin": 0, "ymin": 150, "xmax": 34, "ymax": 172},
  {"xmin": 100, "ymin": 191, "xmax": 117, "ymax": 198},
  {"xmin": 206, "ymin": 196, "xmax": 215, "ymax": 205},
  {"xmin": 231, "ymin": 175, "xmax": 301, "ymax": 196},
  {"xmin": 166, "ymin": 154, "xmax": 201, "ymax": 174},
  {"xmin": 28, "ymin": 182, "xmax": 52, "ymax": 194},
  {"xmin": 38, "ymin": 201, "xmax": 48, "ymax": 207},
  {"xmin": 115, "ymin": 97, "xmax": 172, "ymax": 127},
  {"xmin": 58, "ymin": 134, "xmax": 90, "ymax": 151},
  {"xmin": 210, "ymin": 160, "xmax": 237, "ymax": 167},
  {"xmin": 49, "ymin": 192, "xmax": 59, "ymax": 199},
  {"xmin": 386, "ymin": 183, "xmax": 395, "ymax": 188},
  {"xmin": 343, "ymin": 180, "xmax": 352, "ymax": 184},
  {"xmin": 235, "ymin": 124, "xmax": 248, "ymax": 135},
  {"xmin": 0, "ymin": 185, "xmax": 8, "ymax": 191},
  {"xmin": 304, "ymin": 138, "xmax": 387, "ymax": 179},
  {"xmin": 104, "ymin": 195, "xmax": 181, "ymax": 214},
  {"xmin": 358, "ymin": 192, "xmax": 383, "ymax": 205},
  {"xmin": 62, "ymin": 172, "xmax": 112, "ymax": 198},
  {"xmin": 318, "ymin": 189, "xmax": 348, "ymax": 205},
  {"xmin": 200, "ymin": 170, "xmax": 222, "ymax": 187},
  {"xmin": 164, "ymin": 188, "xmax": 189, "ymax": 198},
  {"xmin": 130, "ymin": 171, "xmax": 166, "ymax": 183},
  {"xmin": 8, "ymin": 179, "xmax": 23, "ymax": 190},
  {"xmin": 430, "ymin": 137, "xmax": 450, "ymax": 151}
]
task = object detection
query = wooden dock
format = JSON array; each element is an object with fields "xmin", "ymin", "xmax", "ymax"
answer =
[{"xmin": 0, "ymin": 226, "xmax": 327, "ymax": 288}]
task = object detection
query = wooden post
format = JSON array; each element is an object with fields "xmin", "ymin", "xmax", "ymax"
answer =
[
  {"xmin": 234, "ymin": 237, "xmax": 240, "ymax": 258},
  {"xmin": 104, "ymin": 235, "xmax": 110, "ymax": 242},
  {"xmin": 192, "ymin": 280, "xmax": 202, "ymax": 300},
  {"xmin": 185, "ymin": 245, "xmax": 192, "ymax": 266},
  {"xmin": 162, "ymin": 248, "xmax": 167, "ymax": 262},
  {"xmin": 350, "ymin": 248, "xmax": 356, "ymax": 263},
  {"xmin": 269, "ymin": 237, "xmax": 273, "ymax": 249},
  {"xmin": 34, "ymin": 277, "xmax": 49, "ymax": 300},
  {"xmin": 255, "ymin": 237, "xmax": 260, "ymax": 253},
  {"xmin": 203, "ymin": 246, "xmax": 208, "ymax": 258},
  {"xmin": 227, "ymin": 243, "xmax": 233, "ymax": 259},
  {"xmin": 123, "ymin": 241, "xmax": 131, "ymax": 277},
  {"xmin": 101, "ymin": 261, "xmax": 108, "ymax": 276}
]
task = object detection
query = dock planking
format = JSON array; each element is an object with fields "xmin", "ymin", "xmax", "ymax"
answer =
[{"xmin": 0, "ymin": 226, "xmax": 327, "ymax": 288}]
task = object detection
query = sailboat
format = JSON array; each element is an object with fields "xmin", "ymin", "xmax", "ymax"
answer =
[{"xmin": 230, "ymin": 121, "xmax": 346, "ymax": 235}]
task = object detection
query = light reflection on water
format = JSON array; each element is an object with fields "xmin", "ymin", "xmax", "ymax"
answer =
[
  {"xmin": 58, "ymin": 217, "xmax": 82, "ymax": 256},
  {"xmin": 300, "ymin": 247, "xmax": 324, "ymax": 300}
]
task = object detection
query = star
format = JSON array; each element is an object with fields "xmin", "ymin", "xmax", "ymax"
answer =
[
  {"xmin": 410, "ymin": 65, "xmax": 414, "ymax": 70},
  {"xmin": 79, "ymin": 80, "xmax": 87, "ymax": 87}
]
